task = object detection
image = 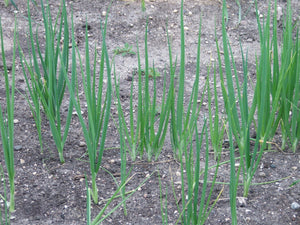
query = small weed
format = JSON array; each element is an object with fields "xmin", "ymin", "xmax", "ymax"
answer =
[
  {"xmin": 149, "ymin": 67, "xmax": 160, "ymax": 78},
  {"xmin": 114, "ymin": 43, "xmax": 136, "ymax": 56},
  {"xmin": 132, "ymin": 67, "xmax": 161, "ymax": 79}
]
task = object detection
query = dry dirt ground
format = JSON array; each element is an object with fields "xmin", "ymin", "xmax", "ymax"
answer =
[{"xmin": 0, "ymin": 0, "xmax": 299, "ymax": 224}]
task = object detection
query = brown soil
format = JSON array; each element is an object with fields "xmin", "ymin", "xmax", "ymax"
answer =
[{"xmin": 0, "ymin": 0, "xmax": 299, "ymax": 224}]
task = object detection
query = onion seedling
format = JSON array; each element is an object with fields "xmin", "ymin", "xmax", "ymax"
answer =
[
  {"xmin": 19, "ymin": 0, "xmax": 72, "ymax": 163},
  {"xmin": 208, "ymin": 63, "xmax": 226, "ymax": 160},
  {"xmin": 268, "ymin": 0, "xmax": 300, "ymax": 152},
  {"xmin": 158, "ymin": 170, "xmax": 168, "ymax": 225},
  {"xmin": 0, "ymin": 165, "xmax": 10, "ymax": 224},
  {"xmin": 86, "ymin": 172, "xmax": 156, "ymax": 225},
  {"xmin": 115, "ymin": 21, "xmax": 171, "ymax": 161},
  {"xmin": 138, "ymin": 21, "xmax": 171, "ymax": 161},
  {"xmin": 115, "ymin": 73, "xmax": 132, "ymax": 215},
  {"xmin": 290, "ymin": 31, "xmax": 300, "ymax": 152},
  {"xmin": 253, "ymin": 0, "xmax": 299, "ymax": 150},
  {"xmin": 169, "ymin": 0, "xmax": 206, "ymax": 159},
  {"xmin": 254, "ymin": 0, "xmax": 300, "ymax": 151},
  {"xmin": 0, "ymin": 17, "xmax": 16, "ymax": 212},
  {"xmin": 64, "ymin": 9, "xmax": 112, "ymax": 203},
  {"xmin": 217, "ymin": 0, "xmax": 260, "ymax": 203},
  {"xmin": 216, "ymin": 3, "xmax": 298, "ymax": 222},
  {"xmin": 173, "ymin": 121, "xmax": 221, "ymax": 225},
  {"xmin": 216, "ymin": 0, "xmax": 266, "ymax": 200}
]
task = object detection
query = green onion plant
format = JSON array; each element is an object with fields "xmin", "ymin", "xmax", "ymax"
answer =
[
  {"xmin": 254, "ymin": 1, "xmax": 273, "ymax": 143},
  {"xmin": 158, "ymin": 170, "xmax": 168, "ymax": 225},
  {"xmin": 173, "ymin": 121, "xmax": 221, "ymax": 225},
  {"xmin": 0, "ymin": 18, "xmax": 16, "ymax": 212},
  {"xmin": 19, "ymin": 0, "xmax": 72, "ymax": 163},
  {"xmin": 169, "ymin": 0, "xmax": 206, "ymax": 159},
  {"xmin": 115, "ymin": 21, "xmax": 171, "ymax": 161},
  {"xmin": 216, "ymin": 0, "xmax": 266, "ymax": 200},
  {"xmin": 268, "ymin": 0, "xmax": 300, "ymax": 152},
  {"xmin": 290, "ymin": 31, "xmax": 300, "ymax": 152},
  {"xmin": 114, "ymin": 66, "xmax": 140, "ymax": 161},
  {"xmin": 217, "ymin": 0, "xmax": 300, "ymax": 222},
  {"xmin": 207, "ymin": 63, "xmax": 226, "ymax": 160},
  {"xmin": 115, "ymin": 74, "xmax": 132, "ymax": 215},
  {"xmin": 255, "ymin": 0, "xmax": 300, "ymax": 151},
  {"xmin": 138, "ymin": 22, "xmax": 171, "ymax": 161},
  {"xmin": 64, "ymin": 9, "xmax": 112, "ymax": 203},
  {"xmin": 86, "ymin": 171, "xmax": 155, "ymax": 225},
  {"xmin": 227, "ymin": 114, "xmax": 238, "ymax": 225},
  {"xmin": 253, "ymin": 0, "xmax": 299, "ymax": 149},
  {"xmin": 0, "ymin": 165, "xmax": 10, "ymax": 224}
]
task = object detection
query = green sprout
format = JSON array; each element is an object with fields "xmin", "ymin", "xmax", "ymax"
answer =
[
  {"xmin": 149, "ymin": 67, "xmax": 161, "ymax": 78},
  {"xmin": 113, "ymin": 43, "xmax": 136, "ymax": 56},
  {"xmin": 0, "ymin": 17, "xmax": 16, "ymax": 212},
  {"xmin": 19, "ymin": 0, "xmax": 72, "ymax": 163}
]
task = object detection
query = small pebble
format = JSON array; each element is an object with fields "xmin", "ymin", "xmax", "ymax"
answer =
[
  {"xmin": 237, "ymin": 197, "xmax": 247, "ymax": 207},
  {"xmin": 277, "ymin": 6, "xmax": 283, "ymax": 21},
  {"xmin": 270, "ymin": 164, "xmax": 276, "ymax": 168},
  {"xmin": 13, "ymin": 119, "xmax": 19, "ymax": 124},
  {"xmin": 72, "ymin": 110, "xmax": 83, "ymax": 116},
  {"xmin": 126, "ymin": 76, "xmax": 132, "ymax": 81},
  {"xmin": 258, "ymin": 172, "xmax": 266, "ymax": 178},
  {"xmin": 14, "ymin": 145, "xmax": 22, "ymax": 151},
  {"xmin": 291, "ymin": 202, "xmax": 300, "ymax": 210},
  {"xmin": 20, "ymin": 159, "xmax": 25, "ymax": 164},
  {"xmin": 79, "ymin": 141, "xmax": 86, "ymax": 147}
]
